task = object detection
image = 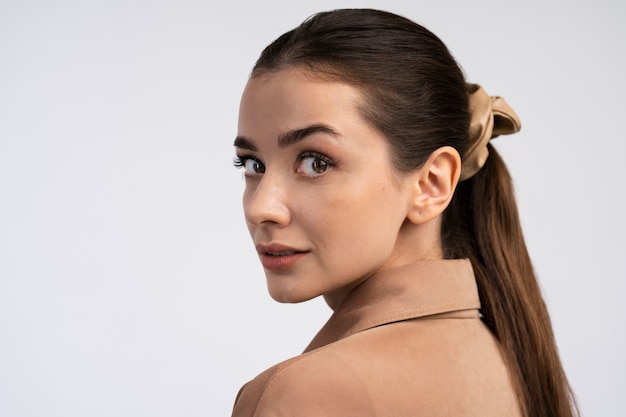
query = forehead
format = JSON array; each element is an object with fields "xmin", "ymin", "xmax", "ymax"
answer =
[{"xmin": 237, "ymin": 68, "xmax": 366, "ymax": 136}]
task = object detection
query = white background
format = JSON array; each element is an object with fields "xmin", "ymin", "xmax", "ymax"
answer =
[{"xmin": 1, "ymin": 0, "xmax": 624, "ymax": 416}]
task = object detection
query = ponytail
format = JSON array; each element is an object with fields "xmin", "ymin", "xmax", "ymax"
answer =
[{"xmin": 442, "ymin": 144, "xmax": 579, "ymax": 417}]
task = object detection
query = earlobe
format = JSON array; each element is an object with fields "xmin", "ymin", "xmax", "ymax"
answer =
[{"xmin": 406, "ymin": 146, "xmax": 461, "ymax": 225}]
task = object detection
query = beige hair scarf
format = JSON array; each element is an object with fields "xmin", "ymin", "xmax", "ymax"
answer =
[{"xmin": 460, "ymin": 84, "xmax": 522, "ymax": 181}]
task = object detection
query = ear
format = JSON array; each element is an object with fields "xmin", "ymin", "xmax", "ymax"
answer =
[{"xmin": 406, "ymin": 146, "xmax": 461, "ymax": 225}]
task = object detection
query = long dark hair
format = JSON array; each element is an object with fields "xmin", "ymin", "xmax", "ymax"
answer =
[{"xmin": 250, "ymin": 8, "xmax": 578, "ymax": 417}]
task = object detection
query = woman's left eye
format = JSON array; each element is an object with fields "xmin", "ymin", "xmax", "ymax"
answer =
[{"xmin": 296, "ymin": 153, "xmax": 334, "ymax": 176}]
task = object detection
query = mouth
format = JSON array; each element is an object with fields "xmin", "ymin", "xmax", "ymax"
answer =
[
  {"xmin": 256, "ymin": 244, "xmax": 309, "ymax": 270},
  {"xmin": 266, "ymin": 251, "xmax": 298, "ymax": 256}
]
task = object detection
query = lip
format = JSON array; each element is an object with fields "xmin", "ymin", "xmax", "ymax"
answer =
[{"xmin": 256, "ymin": 243, "xmax": 309, "ymax": 270}]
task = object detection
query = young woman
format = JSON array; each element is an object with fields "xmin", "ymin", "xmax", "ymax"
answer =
[{"xmin": 231, "ymin": 8, "xmax": 578, "ymax": 417}]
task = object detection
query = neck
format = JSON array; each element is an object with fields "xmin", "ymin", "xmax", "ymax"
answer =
[{"xmin": 323, "ymin": 217, "xmax": 444, "ymax": 310}]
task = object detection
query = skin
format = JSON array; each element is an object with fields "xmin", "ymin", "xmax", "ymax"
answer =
[{"xmin": 235, "ymin": 68, "xmax": 461, "ymax": 310}]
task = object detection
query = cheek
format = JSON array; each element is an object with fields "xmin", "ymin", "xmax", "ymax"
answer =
[
  {"xmin": 241, "ymin": 190, "xmax": 251, "ymax": 214},
  {"xmin": 241, "ymin": 186, "xmax": 257, "ymax": 232},
  {"xmin": 241, "ymin": 178, "xmax": 256, "ymax": 203},
  {"xmin": 301, "ymin": 183, "xmax": 402, "ymax": 244}
]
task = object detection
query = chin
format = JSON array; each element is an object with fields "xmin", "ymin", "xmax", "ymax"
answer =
[{"xmin": 266, "ymin": 282, "xmax": 318, "ymax": 304}]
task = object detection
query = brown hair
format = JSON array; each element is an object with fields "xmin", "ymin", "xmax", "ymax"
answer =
[{"xmin": 250, "ymin": 8, "xmax": 578, "ymax": 417}]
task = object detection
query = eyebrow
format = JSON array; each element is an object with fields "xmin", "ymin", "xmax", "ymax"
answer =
[{"xmin": 234, "ymin": 124, "xmax": 339, "ymax": 151}]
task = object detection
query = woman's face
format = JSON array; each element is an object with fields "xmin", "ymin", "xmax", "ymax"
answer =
[{"xmin": 235, "ymin": 68, "xmax": 425, "ymax": 308}]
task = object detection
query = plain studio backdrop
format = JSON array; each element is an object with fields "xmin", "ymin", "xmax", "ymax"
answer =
[{"xmin": 1, "ymin": 0, "xmax": 624, "ymax": 416}]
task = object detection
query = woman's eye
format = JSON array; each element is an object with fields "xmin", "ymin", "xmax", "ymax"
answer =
[
  {"xmin": 296, "ymin": 154, "xmax": 333, "ymax": 176},
  {"xmin": 234, "ymin": 156, "xmax": 265, "ymax": 175},
  {"xmin": 245, "ymin": 158, "xmax": 265, "ymax": 175}
]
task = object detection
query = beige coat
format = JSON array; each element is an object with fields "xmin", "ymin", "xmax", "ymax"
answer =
[{"xmin": 232, "ymin": 259, "xmax": 522, "ymax": 417}]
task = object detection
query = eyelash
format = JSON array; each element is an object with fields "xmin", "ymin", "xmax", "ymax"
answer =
[
  {"xmin": 232, "ymin": 155, "xmax": 249, "ymax": 169},
  {"xmin": 297, "ymin": 151, "xmax": 336, "ymax": 169}
]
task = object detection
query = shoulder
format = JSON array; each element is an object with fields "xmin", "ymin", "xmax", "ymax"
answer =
[
  {"xmin": 230, "ymin": 319, "xmax": 457, "ymax": 417},
  {"xmin": 231, "ymin": 315, "xmax": 516, "ymax": 417},
  {"xmin": 231, "ymin": 342, "xmax": 376, "ymax": 417}
]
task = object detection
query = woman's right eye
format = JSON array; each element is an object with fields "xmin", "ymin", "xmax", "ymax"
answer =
[
  {"xmin": 245, "ymin": 158, "xmax": 265, "ymax": 175},
  {"xmin": 234, "ymin": 156, "xmax": 265, "ymax": 175}
]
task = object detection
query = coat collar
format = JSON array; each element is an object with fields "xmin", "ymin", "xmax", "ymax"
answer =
[{"xmin": 304, "ymin": 259, "xmax": 481, "ymax": 352}]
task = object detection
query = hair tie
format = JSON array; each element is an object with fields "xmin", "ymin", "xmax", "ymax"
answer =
[{"xmin": 460, "ymin": 83, "xmax": 522, "ymax": 181}]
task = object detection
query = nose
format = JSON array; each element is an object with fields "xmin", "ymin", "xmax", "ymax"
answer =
[{"xmin": 243, "ymin": 175, "xmax": 291, "ymax": 227}]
